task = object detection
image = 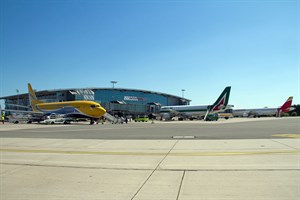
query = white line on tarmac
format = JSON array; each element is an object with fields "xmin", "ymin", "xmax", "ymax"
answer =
[
  {"xmin": 22, "ymin": 126, "xmax": 149, "ymax": 133},
  {"xmin": 1, "ymin": 148, "xmax": 299, "ymax": 156}
]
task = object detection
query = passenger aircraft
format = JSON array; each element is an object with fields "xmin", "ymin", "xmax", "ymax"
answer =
[
  {"xmin": 232, "ymin": 96, "xmax": 294, "ymax": 117},
  {"xmin": 160, "ymin": 86, "xmax": 231, "ymax": 121},
  {"xmin": 28, "ymin": 83, "xmax": 107, "ymax": 124}
]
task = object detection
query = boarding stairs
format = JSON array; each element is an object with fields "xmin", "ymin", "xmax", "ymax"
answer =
[{"xmin": 103, "ymin": 113, "xmax": 122, "ymax": 124}]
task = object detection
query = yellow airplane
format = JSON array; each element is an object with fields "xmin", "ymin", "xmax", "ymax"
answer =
[{"xmin": 28, "ymin": 83, "xmax": 106, "ymax": 124}]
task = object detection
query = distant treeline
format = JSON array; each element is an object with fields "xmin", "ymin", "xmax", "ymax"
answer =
[{"xmin": 288, "ymin": 104, "xmax": 300, "ymax": 116}]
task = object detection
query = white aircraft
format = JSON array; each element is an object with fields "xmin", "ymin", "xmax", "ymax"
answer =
[
  {"xmin": 232, "ymin": 97, "xmax": 294, "ymax": 117},
  {"xmin": 160, "ymin": 86, "xmax": 231, "ymax": 121}
]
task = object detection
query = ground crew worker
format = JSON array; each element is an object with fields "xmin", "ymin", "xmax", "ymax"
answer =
[{"xmin": 1, "ymin": 114, "xmax": 5, "ymax": 124}]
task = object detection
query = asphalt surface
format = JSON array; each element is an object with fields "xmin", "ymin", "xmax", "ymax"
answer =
[
  {"xmin": 1, "ymin": 117, "xmax": 299, "ymax": 200},
  {"xmin": 0, "ymin": 117, "xmax": 299, "ymax": 140}
]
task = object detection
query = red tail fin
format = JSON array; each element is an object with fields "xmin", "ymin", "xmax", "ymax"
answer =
[
  {"xmin": 277, "ymin": 97, "xmax": 293, "ymax": 117},
  {"xmin": 280, "ymin": 97, "xmax": 293, "ymax": 112}
]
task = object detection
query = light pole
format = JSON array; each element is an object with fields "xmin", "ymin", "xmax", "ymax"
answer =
[
  {"xmin": 181, "ymin": 89, "xmax": 185, "ymax": 98},
  {"xmin": 111, "ymin": 81, "xmax": 117, "ymax": 88},
  {"xmin": 16, "ymin": 89, "xmax": 19, "ymax": 110}
]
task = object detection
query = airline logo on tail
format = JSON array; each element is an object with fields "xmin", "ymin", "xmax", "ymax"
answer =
[
  {"xmin": 278, "ymin": 96, "xmax": 293, "ymax": 113},
  {"xmin": 210, "ymin": 86, "xmax": 231, "ymax": 112}
]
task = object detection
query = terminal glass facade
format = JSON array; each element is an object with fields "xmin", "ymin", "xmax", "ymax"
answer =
[
  {"xmin": 94, "ymin": 89, "xmax": 170, "ymax": 116},
  {"xmin": 94, "ymin": 89, "xmax": 168, "ymax": 105}
]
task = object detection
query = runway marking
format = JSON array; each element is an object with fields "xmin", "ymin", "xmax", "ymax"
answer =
[
  {"xmin": 22, "ymin": 126, "xmax": 148, "ymax": 133},
  {"xmin": 272, "ymin": 134, "xmax": 300, "ymax": 138},
  {"xmin": 172, "ymin": 136, "xmax": 196, "ymax": 139},
  {"xmin": 1, "ymin": 148, "xmax": 299, "ymax": 156}
]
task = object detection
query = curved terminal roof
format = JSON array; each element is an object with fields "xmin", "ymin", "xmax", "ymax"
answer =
[{"xmin": 0, "ymin": 87, "xmax": 191, "ymax": 102}]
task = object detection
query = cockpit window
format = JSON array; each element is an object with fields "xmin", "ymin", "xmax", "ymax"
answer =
[{"xmin": 91, "ymin": 105, "xmax": 100, "ymax": 108}]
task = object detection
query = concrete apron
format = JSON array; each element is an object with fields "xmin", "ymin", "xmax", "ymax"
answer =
[{"xmin": 0, "ymin": 138, "xmax": 299, "ymax": 200}]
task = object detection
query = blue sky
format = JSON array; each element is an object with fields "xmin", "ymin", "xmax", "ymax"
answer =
[{"xmin": 0, "ymin": 0, "xmax": 299, "ymax": 108}]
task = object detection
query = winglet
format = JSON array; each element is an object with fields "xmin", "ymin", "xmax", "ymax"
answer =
[
  {"xmin": 210, "ymin": 86, "xmax": 231, "ymax": 113},
  {"xmin": 28, "ymin": 83, "xmax": 41, "ymax": 112}
]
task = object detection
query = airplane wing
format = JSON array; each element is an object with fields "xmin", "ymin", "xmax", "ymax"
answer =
[
  {"xmin": 5, "ymin": 103, "xmax": 31, "ymax": 109},
  {"xmin": 1, "ymin": 109, "xmax": 44, "ymax": 115},
  {"xmin": 165, "ymin": 108, "xmax": 181, "ymax": 116},
  {"xmin": 1, "ymin": 103, "xmax": 44, "ymax": 115}
]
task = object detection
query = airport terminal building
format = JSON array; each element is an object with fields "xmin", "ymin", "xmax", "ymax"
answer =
[{"xmin": 1, "ymin": 87, "xmax": 190, "ymax": 117}]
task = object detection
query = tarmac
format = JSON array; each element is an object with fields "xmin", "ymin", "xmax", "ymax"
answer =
[{"xmin": 0, "ymin": 118, "xmax": 299, "ymax": 200}]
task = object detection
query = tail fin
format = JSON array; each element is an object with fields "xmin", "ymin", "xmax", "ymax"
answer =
[
  {"xmin": 278, "ymin": 96, "xmax": 293, "ymax": 113},
  {"xmin": 28, "ymin": 83, "xmax": 42, "ymax": 112},
  {"xmin": 210, "ymin": 86, "xmax": 231, "ymax": 112}
]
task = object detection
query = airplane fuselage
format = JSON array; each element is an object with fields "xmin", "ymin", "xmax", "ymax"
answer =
[
  {"xmin": 35, "ymin": 101, "xmax": 106, "ymax": 119},
  {"xmin": 232, "ymin": 108, "xmax": 277, "ymax": 117},
  {"xmin": 160, "ymin": 105, "xmax": 209, "ymax": 118},
  {"xmin": 232, "ymin": 97, "xmax": 293, "ymax": 118}
]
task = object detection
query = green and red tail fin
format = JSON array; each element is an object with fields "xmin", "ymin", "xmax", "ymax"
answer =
[{"xmin": 210, "ymin": 86, "xmax": 231, "ymax": 112}]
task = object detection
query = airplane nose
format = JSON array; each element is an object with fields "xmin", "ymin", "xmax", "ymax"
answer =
[{"xmin": 97, "ymin": 107, "xmax": 106, "ymax": 116}]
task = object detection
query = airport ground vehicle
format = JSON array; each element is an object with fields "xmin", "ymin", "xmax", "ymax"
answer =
[
  {"xmin": 205, "ymin": 113, "xmax": 219, "ymax": 121},
  {"xmin": 134, "ymin": 116, "xmax": 149, "ymax": 122},
  {"xmin": 40, "ymin": 118, "xmax": 73, "ymax": 124},
  {"xmin": 9, "ymin": 113, "xmax": 43, "ymax": 124},
  {"xmin": 39, "ymin": 114, "xmax": 73, "ymax": 124},
  {"xmin": 9, "ymin": 113, "xmax": 31, "ymax": 124},
  {"xmin": 218, "ymin": 113, "xmax": 233, "ymax": 120}
]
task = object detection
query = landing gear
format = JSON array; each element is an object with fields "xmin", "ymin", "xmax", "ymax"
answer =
[{"xmin": 90, "ymin": 119, "xmax": 95, "ymax": 125}]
